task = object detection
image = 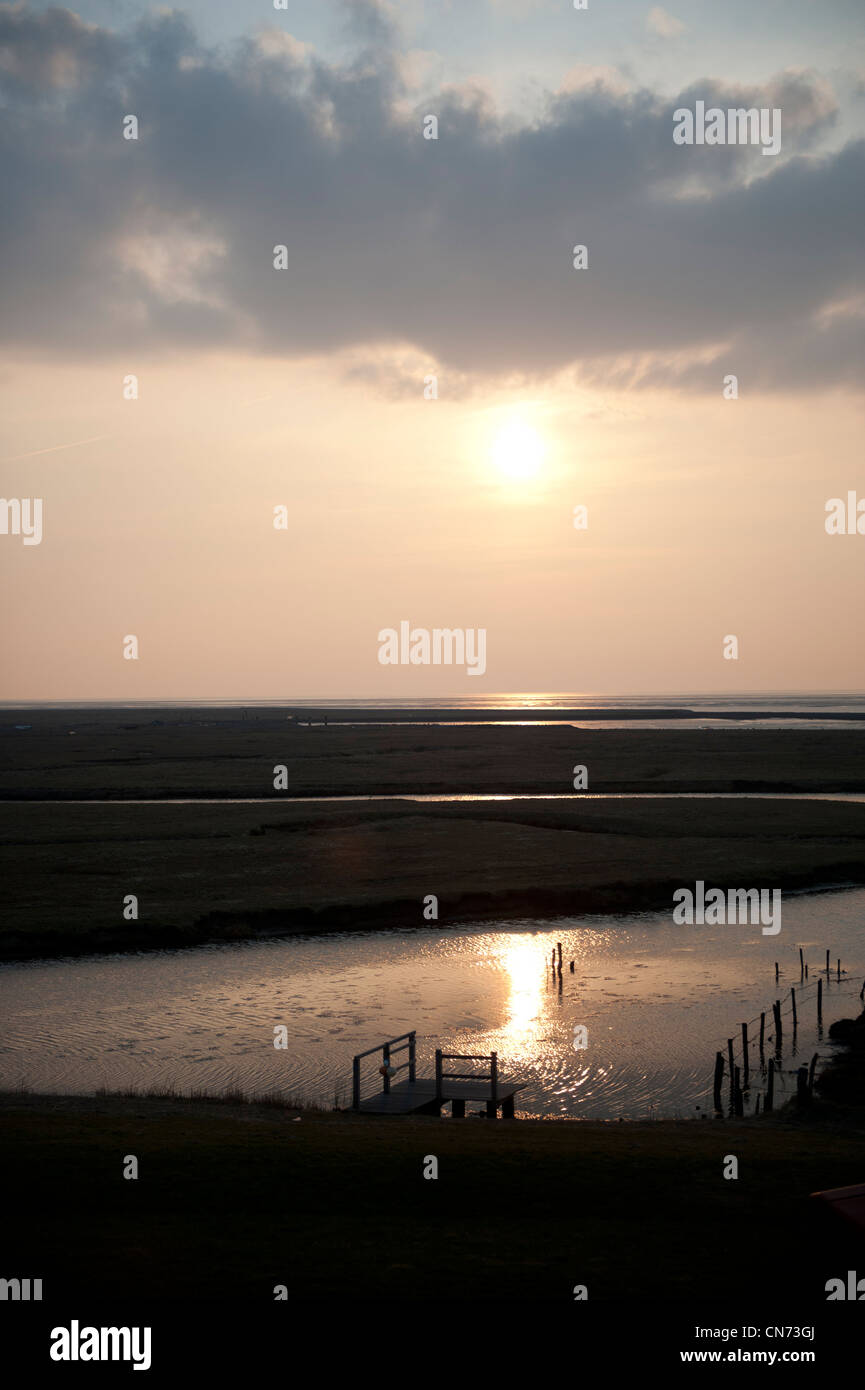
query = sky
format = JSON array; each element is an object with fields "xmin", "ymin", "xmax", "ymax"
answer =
[{"xmin": 1, "ymin": 0, "xmax": 863, "ymax": 700}]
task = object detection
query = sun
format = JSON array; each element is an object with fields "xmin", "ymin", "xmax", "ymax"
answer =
[{"xmin": 491, "ymin": 418, "xmax": 545, "ymax": 481}]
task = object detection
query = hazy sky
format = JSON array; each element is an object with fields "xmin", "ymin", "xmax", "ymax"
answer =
[{"xmin": 1, "ymin": 0, "xmax": 863, "ymax": 699}]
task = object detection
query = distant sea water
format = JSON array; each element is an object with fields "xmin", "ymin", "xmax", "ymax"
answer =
[
  {"xmin": 3, "ymin": 693, "xmax": 865, "ymax": 710},
  {"xmin": 3, "ymin": 693, "xmax": 865, "ymax": 730}
]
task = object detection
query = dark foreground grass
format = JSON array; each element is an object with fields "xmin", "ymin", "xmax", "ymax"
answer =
[{"xmin": 2, "ymin": 1094, "xmax": 863, "ymax": 1303}]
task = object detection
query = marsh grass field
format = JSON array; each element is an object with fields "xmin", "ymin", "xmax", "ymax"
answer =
[
  {"xmin": 3, "ymin": 708, "xmax": 865, "ymax": 799},
  {"xmin": 2, "ymin": 712, "xmax": 865, "ymax": 960},
  {"xmin": 2, "ymin": 1089, "xmax": 864, "ymax": 1303}
]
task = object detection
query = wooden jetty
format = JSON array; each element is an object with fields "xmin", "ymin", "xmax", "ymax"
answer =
[{"xmin": 351, "ymin": 1031, "xmax": 526, "ymax": 1118}]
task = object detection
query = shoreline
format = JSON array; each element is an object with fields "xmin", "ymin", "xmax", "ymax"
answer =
[
  {"xmin": 3, "ymin": 871, "xmax": 864, "ymax": 966},
  {"xmin": 4, "ymin": 793, "xmax": 865, "ymax": 962}
]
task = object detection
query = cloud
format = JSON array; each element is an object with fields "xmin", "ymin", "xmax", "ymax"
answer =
[
  {"xmin": 646, "ymin": 7, "xmax": 685, "ymax": 39},
  {"xmin": 0, "ymin": 4, "xmax": 861, "ymax": 394},
  {"xmin": 0, "ymin": 3, "xmax": 118, "ymax": 87}
]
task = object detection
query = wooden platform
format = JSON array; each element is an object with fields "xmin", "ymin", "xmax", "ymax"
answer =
[
  {"xmin": 356, "ymin": 1077, "xmax": 526, "ymax": 1117},
  {"xmin": 351, "ymin": 1033, "xmax": 526, "ymax": 1117}
]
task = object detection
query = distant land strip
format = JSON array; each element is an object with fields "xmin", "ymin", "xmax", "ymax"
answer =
[{"xmin": 280, "ymin": 707, "xmax": 865, "ymax": 723}]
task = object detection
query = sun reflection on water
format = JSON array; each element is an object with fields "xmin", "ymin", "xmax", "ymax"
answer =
[{"xmin": 499, "ymin": 938, "xmax": 544, "ymax": 1052}]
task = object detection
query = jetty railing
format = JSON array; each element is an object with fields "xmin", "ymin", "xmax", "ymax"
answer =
[
  {"xmin": 435, "ymin": 1050, "xmax": 498, "ymax": 1104},
  {"xmin": 352, "ymin": 1031, "xmax": 416, "ymax": 1110}
]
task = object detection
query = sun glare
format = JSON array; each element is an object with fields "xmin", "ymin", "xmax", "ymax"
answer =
[{"xmin": 491, "ymin": 417, "xmax": 545, "ymax": 481}]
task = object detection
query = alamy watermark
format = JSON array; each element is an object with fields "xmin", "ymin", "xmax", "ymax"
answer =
[
  {"xmin": 50, "ymin": 1321, "xmax": 151, "ymax": 1370},
  {"xmin": 0, "ymin": 498, "xmax": 42, "ymax": 545},
  {"xmin": 673, "ymin": 101, "xmax": 781, "ymax": 157},
  {"xmin": 1, "ymin": 1276, "xmax": 42, "ymax": 1300},
  {"xmin": 673, "ymin": 881, "xmax": 781, "ymax": 935},
  {"xmin": 825, "ymin": 492, "xmax": 865, "ymax": 535},
  {"xmin": 378, "ymin": 622, "xmax": 486, "ymax": 676}
]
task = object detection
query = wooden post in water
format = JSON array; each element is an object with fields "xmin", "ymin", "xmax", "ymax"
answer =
[
  {"xmin": 734, "ymin": 1067, "xmax": 743, "ymax": 1116},
  {"xmin": 434, "ymin": 1048, "xmax": 443, "ymax": 1097},
  {"xmin": 766, "ymin": 1058, "xmax": 775, "ymax": 1112},
  {"xmin": 817, "ymin": 977, "xmax": 823, "ymax": 1026},
  {"xmin": 799, "ymin": 947, "xmax": 804, "ymax": 979},
  {"xmin": 759, "ymin": 1012, "xmax": 766, "ymax": 1056},
  {"xmin": 741, "ymin": 1022, "xmax": 749, "ymax": 1085},
  {"xmin": 713, "ymin": 1051, "xmax": 724, "ymax": 1112},
  {"xmin": 790, "ymin": 987, "xmax": 797, "ymax": 1029},
  {"xmin": 773, "ymin": 1001, "xmax": 782, "ymax": 1048},
  {"xmin": 775, "ymin": 961, "xmax": 779, "ymax": 982},
  {"xmin": 837, "ymin": 958, "xmax": 841, "ymax": 982},
  {"xmin": 826, "ymin": 949, "xmax": 830, "ymax": 975},
  {"xmin": 569, "ymin": 960, "xmax": 575, "ymax": 973},
  {"xmin": 382, "ymin": 1042, "xmax": 391, "ymax": 1093},
  {"xmin": 557, "ymin": 942, "xmax": 563, "ymax": 972},
  {"xmin": 727, "ymin": 1038, "xmax": 735, "ymax": 1096},
  {"xmin": 808, "ymin": 1052, "xmax": 819, "ymax": 1093},
  {"xmin": 352, "ymin": 1055, "xmax": 361, "ymax": 1111}
]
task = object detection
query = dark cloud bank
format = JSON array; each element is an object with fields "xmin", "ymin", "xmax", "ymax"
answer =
[{"xmin": 1, "ymin": 2, "xmax": 863, "ymax": 392}]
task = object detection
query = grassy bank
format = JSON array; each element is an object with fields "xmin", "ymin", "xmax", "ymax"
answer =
[
  {"xmin": 2, "ymin": 1091, "xmax": 863, "ymax": 1302},
  {"xmin": 3, "ymin": 712, "xmax": 865, "ymax": 798},
  {"xmin": 2, "ymin": 796, "xmax": 865, "ymax": 959}
]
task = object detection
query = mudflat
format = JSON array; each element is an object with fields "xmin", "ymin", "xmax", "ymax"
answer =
[{"xmin": 2, "ymin": 707, "xmax": 865, "ymax": 797}]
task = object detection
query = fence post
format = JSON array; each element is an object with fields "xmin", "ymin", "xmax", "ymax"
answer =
[
  {"xmin": 741, "ymin": 1022, "xmax": 749, "ymax": 1085},
  {"xmin": 766, "ymin": 1058, "xmax": 775, "ymax": 1113},
  {"xmin": 713, "ymin": 1051, "xmax": 724, "ymax": 1112}
]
